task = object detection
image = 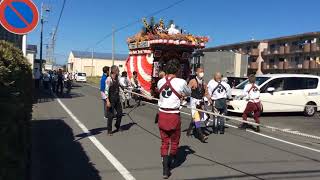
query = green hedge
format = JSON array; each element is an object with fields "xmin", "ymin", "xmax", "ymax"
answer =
[{"xmin": 0, "ymin": 40, "xmax": 33, "ymax": 180}]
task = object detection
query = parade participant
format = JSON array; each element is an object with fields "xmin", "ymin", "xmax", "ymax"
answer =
[
  {"xmin": 208, "ymin": 72, "xmax": 231, "ymax": 134},
  {"xmin": 186, "ymin": 68, "xmax": 208, "ymax": 142},
  {"xmin": 65, "ymin": 73, "xmax": 72, "ymax": 94},
  {"xmin": 239, "ymin": 74, "xmax": 261, "ymax": 132},
  {"xmin": 193, "ymin": 100, "xmax": 209, "ymax": 138},
  {"xmin": 51, "ymin": 71, "xmax": 58, "ymax": 93},
  {"xmin": 157, "ymin": 59, "xmax": 191, "ymax": 179},
  {"xmin": 56, "ymin": 69, "xmax": 64, "ymax": 95},
  {"xmin": 131, "ymin": 71, "xmax": 141, "ymax": 106},
  {"xmin": 105, "ymin": 65, "xmax": 123, "ymax": 135},
  {"xmin": 43, "ymin": 72, "xmax": 50, "ymax": 90},
  {"xmin": 119, "ymin": 71, "xmax": 131, "ymax": 109},
  {"xmin": 159, "ymin": 71, "xmax": 166, "ymax": 79},
  {"xmin": 100, "ymin": 66, "xmax": 110, "ymax": 119},
  {"xmin": 34, "ymin": 68, "xmax": 41, "ymax": 89}
]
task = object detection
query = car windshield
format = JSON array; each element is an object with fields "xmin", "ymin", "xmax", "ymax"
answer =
[
  {"xmin": 78, "ymin": 73, "xmax": 86, "ymax": 76},
  {"xmin": 235, "ymin": 77, "xmax": 270, "ymax": 89}
]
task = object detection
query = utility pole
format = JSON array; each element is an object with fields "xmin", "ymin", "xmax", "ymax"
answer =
[
  {"xmin": 39, "ymin": 3, "xmax": 50, "ymax": 73},
  {"xmin": 112, "ymin": 25, "xmax": 115, "ymax": 66},
  {"xmin": 39, "ymin": 2, "xmax": 44, "ymax": 73}
]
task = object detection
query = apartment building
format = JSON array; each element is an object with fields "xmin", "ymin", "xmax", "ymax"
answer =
[{"xmin": 204, "ymin": 32, "xmax": 320, "ymax": 75}]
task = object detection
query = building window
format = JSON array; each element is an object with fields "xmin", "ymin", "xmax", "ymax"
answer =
[
  {"xmin": 270, "ymin": 44, "xmax": 276, "ymax": 51},
  {"xmin": 270, "ymin": 59, "xmax": 275, "ymax": 69},
  {"xmin": 295, "ymin": 57, "xmax": 299, "ymax": 65}
]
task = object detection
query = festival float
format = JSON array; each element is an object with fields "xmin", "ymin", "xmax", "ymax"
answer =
[{"xmin": 126, "ymin": 18, "xmax": 209, "ymax": 97}]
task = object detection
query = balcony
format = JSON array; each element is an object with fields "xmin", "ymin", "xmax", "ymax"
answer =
[
  {"xmin": 311, "ymin": 43, "xmax": 320, "ymax": 52},
  {"xmin": 304, "ymin": 43, "xmax": 311, "ymax": 53},
  {"xmin": 310, "ymin": 60, "xmax": 317, "ymax": 69},
  {"xmin": 285, "ymin": 46, "xmax": 290, "ymax": 54},
  {"xmin": 279, "ymin": 46, "xmax": 285, "ymax": 55}
]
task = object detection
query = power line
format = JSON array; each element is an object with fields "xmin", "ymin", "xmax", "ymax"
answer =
[
  {"xmin": 86, "ymin": 0, "xmax": 187, "ymax": 50},
  {"xmin": 52, "ymin": 0, "xmax": 66, "ymax": 38}
]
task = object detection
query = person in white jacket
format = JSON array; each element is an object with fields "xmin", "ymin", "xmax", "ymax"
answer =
[
  {"xmin": 239, "ymin": 74, "xmax": 261, "ymax": 132},
  {"xmin": 207, "ymin": 72, "xmax": 231, "ymax": 134},
  {"xmin": 119, "ymin": 71, "xmax": 131, "ymax": 108}
]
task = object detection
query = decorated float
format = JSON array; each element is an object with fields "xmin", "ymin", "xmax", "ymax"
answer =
[{"xmin": 126, "ymin": 18, "xmax": 209, "ymax": 97}]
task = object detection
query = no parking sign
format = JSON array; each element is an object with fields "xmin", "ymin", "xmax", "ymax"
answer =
[{"xmin": 0, "ymin": 0, "xmax": 39, "ymax": 35}]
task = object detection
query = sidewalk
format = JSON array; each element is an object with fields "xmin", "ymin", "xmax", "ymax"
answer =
[{"xmin": 30, "ymin": 91, "xmax": 101, "ymax": 180}]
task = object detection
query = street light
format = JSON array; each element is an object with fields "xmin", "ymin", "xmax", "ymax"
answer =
[{"xmin": 39, "ymin": 3, "xmax": 50, "ymax": 73}]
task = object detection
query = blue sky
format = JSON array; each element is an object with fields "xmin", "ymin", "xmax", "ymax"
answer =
[{"xmin": 27, "ymin": 0, "xmax": 320, "ymax": 64}]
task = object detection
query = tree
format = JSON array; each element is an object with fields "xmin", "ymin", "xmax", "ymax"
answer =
[{"xmin": 0, "ymin": 40, "xmax": 32, "ymax": 180}]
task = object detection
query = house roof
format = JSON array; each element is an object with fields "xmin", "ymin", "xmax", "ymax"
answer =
[
  {"xmin": 71, "ymin": 50, "xmax": 128, "ymax": 60},
  {"xmin": 27, "ymin": 44, "xmax": 37, "ymax": 53}
]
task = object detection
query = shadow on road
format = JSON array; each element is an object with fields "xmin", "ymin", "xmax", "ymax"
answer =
[
  {"xmin": 31, "ymin": 119, "xmax": 101, "ymax": 180},
  {"xmin": 120, "ymin": 122, "xmax": 137, "ymax": 131},
  {"xmin": 75, "ymin": 127, "xmax": 109, "ymax": 141},
  {"xmin": 172, "ymin": 145, "xmax": 195, "ymax": 170},
  {"xmin": 34, "ymin": 89, "xmax": 84, "ymax": 104},
  {"xmin": 55, "ymin": 92, "xmax": 85, "ymax": 99}
]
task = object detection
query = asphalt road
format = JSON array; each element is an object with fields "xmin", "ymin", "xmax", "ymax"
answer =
[{"xmin": 31, "ymin": 83, "xmax": 320, "ymax": 180}]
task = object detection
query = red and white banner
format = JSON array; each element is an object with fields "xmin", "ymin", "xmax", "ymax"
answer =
[{"xmin": 126, "ymin": 53, "xmax": 154, "ymax": 95}]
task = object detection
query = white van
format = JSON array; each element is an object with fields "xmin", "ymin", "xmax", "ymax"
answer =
[
  {"xmin": 75, "ymin": 72, "xmax": 87, "ymax": 82},
  {"xmin": 228, "ymin": 74, "xmax": 320, "ymax": 116}
]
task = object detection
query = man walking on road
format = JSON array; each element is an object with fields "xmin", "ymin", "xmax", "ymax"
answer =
[
  {"xmin": 56, "ymin": 69, "xmax": 64, "ymax": 95},
  {"xmin": 239, "ymin": 74, "xmax": 261, "ymax": 132},
  {"xmin": 186, "ymin": 67, "xmax": 208, "ymax": 142},
  {"xmin": 34, "ymin": 68, "xmax": 41, "ymax": 89},
  {"xmin": 100, "ymin": 66, "xmax": 110, "ymax": 119},
  {"xmin": 105, "ymin": 65, "xmax": 123, "ymax": 136},
  {"xmin": 131, "ymin": 71, "xmax": 142, "ymax": 106},
  {"xmin": 208, "ymin": 72, "xmax": 231, "ymax": 134},
  {"xmin": 119, "ymin": 71, "xmax": 131, "ymax": 109},
  {"xmin": 157, "ymin": 59, "xmax": 191, "ymax": 179}
]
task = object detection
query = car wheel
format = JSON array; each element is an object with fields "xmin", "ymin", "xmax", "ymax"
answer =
[{"xmin": 304, "ymin": 102, "xmax": 317, "ymax": 117}]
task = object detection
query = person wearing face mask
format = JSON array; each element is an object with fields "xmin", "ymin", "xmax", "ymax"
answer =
[
  {"xmin": 105, "ymin": 65, "xmax": 123, "ymax": 136},
  {"xmin": 208, "ymin": 72, "xmax": 231, "ymax": 134},
  {"xmin": 186, "ymin": 68, "xmax": 208, "ymax": 142}
]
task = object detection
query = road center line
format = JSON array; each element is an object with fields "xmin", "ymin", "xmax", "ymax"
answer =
[
  {"xmin": 56, "ymin": 97, "xmax": 136, "ymax": 180},
  {"xmin": 85, "ymin": 83, "xmax": 320, "ymax": 153}
]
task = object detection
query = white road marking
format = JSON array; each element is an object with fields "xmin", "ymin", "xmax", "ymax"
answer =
[
  {"xmin": 85, "ymin": 83, "xmax": 320, "ymax": 153},
  {"xmin": 225, "ymin": 124, "xmax": 238, "ymax": 129},
  {"xmin": 247, "ymin": 130, "xmax": 320, "ymax": 153},
  {"xmin": 56, "ymin": 97, "xmax": 136, "ymax": 180}
]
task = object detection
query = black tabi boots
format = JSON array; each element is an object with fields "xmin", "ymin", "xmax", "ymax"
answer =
[
  {"xmin": 196, "ymin": 128, "xmax": 208, "ymax": 143},
  {"xmin": 162, "ymin": 155, "xmax": 171, "ymax": 179}
]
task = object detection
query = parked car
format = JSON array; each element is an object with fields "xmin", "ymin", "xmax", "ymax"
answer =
[
  {"xmin": 75, "ymin": 72, "xmax": 87, "ymax": 82},
  {"xmin": 228, "ymin": 74, "xmax": 320, "ymax": 116}
]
